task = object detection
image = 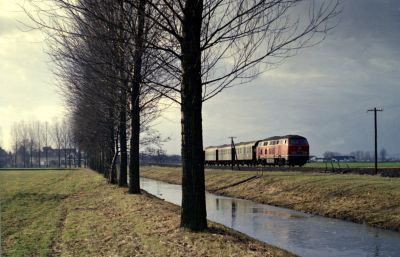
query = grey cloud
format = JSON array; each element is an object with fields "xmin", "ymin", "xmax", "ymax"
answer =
[
  {"xmin": 198, "ymin": 0, "xmax": 400, "ymax": 157},
  {"xmin": 339, "ymin": 0, "xmax": 400, "ymax": 43},
  {"xmin": 0, "ymin": 16, "xmax": 19, "ymax": 36}
]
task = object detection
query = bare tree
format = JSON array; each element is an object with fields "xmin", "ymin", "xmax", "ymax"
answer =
[
  {"xmin": 43, "ymin": 121, "xmax": 49, "ymax": 167},
  {"xmin": 23, "ymin": 0, "xmax": 340, "ymax": 231},
  {"xmin": 35, "ymin": 122, "xmax": 43, "ymax": 168},
  {"xmin": 136, "ymin": 0, "xmax": 341, "ymax": 230},
  {"xmin": 60, "ymin": 119, "xmax": 72, "ymax": 168},
  {"xmin": 45, "ymin": 122, "xmax": 49, "ymax": 167},
  {"xmin": 380, "ymin": 148, "xmax": 387, "ymax": 162},
  {"xmin": 10, "ymin": 123, "xmax": 20, "ymax": 167},
  {"xmin": 18, "ymin": 122, "xmax": 30, "ymax": 168},
  {"xmin": 51, "ymin": 119, "xmax": 63, "ymax": 167},
  {"xmin": 24, "ymin": 0, "xmax": 167, "ymax": 187},
  {"xmin": 28, "ymin": 122, "xmax": 36, "ymax": 168}
]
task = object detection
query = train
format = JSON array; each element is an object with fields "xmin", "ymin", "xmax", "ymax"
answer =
[{"xmin": 204, "ymin": 135, "xmax": 309, "ymax": 167}]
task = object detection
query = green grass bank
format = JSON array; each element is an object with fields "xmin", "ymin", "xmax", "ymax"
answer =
[
  {"xmin": 0, "ymin": 169, "xmax": 294, "ymax": 257},
  {"xmin": 141, "ymin": 166, "xmax": 400, "ymax": 231}
]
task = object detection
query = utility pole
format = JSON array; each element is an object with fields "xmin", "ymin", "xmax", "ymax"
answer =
[
  {"xmin": 367, "ymin": 107, "xmax": 383, "ymax": 175},
  {"xmin": 228, "ymin": 137, "xmax": 237, "ymax": 170}
]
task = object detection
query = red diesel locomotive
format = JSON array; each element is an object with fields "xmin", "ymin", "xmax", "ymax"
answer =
[{"xmin": 204, "ymin": 135, "xmax": 309, "ymax": 167}]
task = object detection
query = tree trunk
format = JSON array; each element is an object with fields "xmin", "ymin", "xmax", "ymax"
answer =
[
  {"xmin": 110, "ymin": 153, "xmax": 118, "ymax": 183},
  {"xmin": 30, "ymin": 140, "xmax": 33, "ymax": 167},
  {"xmin": 128, "ymin": 0, "xmax": 146, "ymax": 194},
  {"xmin": 129, "ymin": 100, "xmax": 140, "ymax": 193},
  {"xmin": 109, "ymin": 127, "xmax": 119, "ymax": 184},
  {"xmin": 179, "ymin": 0, "xmax": 207, "ymax": 231},
  {"xmin": 68, "ymin": 148, "xmax": 72, "ymax": 168},
  {"xmin": 119, "ymin": 88, "xmax": 128, "ymax": 187},
  {"xmin": 58, "ymin": 148, "xmax": 61, "ymax": 167},
  {"xmin": 64, "ymin": 147, "xmax": 67, "ymax": 168},
  {"xmin": 14, "ymin": 143, "xmax": 17, "ymax": 167},
  {"xmin": 38, "ymin": 142, "xmax": 41, "ymax": 168},
  {"xmin": 107, "ymin": 115, "xmax": 116, "ymax": 183},
  {"xmin": 78, "ymin": 147, "xmax": 82, "ymax": 168},
  {"xmin": 45, "ymin": 148, "xmax": 48, "ymax": 167},
  {"xmin": 102, "ymin": 147, "xmax": 108, "ymax": 178},
  {"xmin": 23, "ymin": 144, "xmax": 27, "ymax": 168},
  {"xmin": 101, "ymin": 149, "xmax": 106, "ymax": 176},
  {"xmin": 109, "ymin": 150, "xmax": 119, "ymax": 184}
]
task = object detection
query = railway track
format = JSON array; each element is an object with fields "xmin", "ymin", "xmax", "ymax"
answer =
[{"xmin": 141, "ymin": 163, "xmax": 400, "ymax": 176}]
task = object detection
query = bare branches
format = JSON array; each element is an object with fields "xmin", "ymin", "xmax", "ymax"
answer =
[{"xmin": 22, "ymin": 0, "xmax": 341, "ymax": 231}]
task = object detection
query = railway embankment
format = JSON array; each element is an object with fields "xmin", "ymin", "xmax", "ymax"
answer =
[{"xmin": 140, "ymin": 166, "xmax": 400, "ymax": 231}]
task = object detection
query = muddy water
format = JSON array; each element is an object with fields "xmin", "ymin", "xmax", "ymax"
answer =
[{"xmin": 140, "ymin": 177, "xmax": 400, "ymax": 257}]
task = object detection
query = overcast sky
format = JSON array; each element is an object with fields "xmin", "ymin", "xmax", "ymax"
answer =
[
  {"xmin": 1, "ymin": 0, "xmax": 400, "ymax": 157},
  {"xmin": 0, "ymin": 0, "xmax": 64, "ymax": 150}
]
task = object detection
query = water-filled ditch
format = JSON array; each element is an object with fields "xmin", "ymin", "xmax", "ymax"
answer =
[{"xmin": 140, "ymin": 177, "xmax": 400, "ymax": 257}]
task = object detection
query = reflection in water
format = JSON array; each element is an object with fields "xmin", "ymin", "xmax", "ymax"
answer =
[
  {"xmin": 140, "ymin": 178, "xmax": 400, "ymax": 257},
  {"xmin": 374, "ymin": 244, "xmax": 380, "ymax": 257},
  {"xmin": 231, "ymin": 201, "xmax": 237, "ymax": 228},
  {"xmin": 373, "ymin": 231, "xmax": 381, "ymax": 257},
  {"xmin": 252, "ymin": 207, "xmax": 304, "ymax": 219}
]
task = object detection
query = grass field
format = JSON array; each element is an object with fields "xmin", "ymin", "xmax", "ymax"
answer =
[
  {"xmin": 0, "ymin": 169, "xmax": 295, "ymax": 257},
  {"xmin": 303, "ymin": 162, "xmax": 400, "ymax": 169},
  {"xmin": 141, "ymin": 166, "xmax": 400, "ymax": 231}
]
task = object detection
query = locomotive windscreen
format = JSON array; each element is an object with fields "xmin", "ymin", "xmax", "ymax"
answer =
[{"xmin": 289, "ymin": 138, "xmax": 308, "ymax": 145}]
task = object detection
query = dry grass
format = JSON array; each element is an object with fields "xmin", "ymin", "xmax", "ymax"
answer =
[
  {"xmin": 140, "ymin": 166, "xmax": 400, "ymax": 231},
  {"xmin": 0, "ymin": 169, "xmax": 295, "ymax": 257}
]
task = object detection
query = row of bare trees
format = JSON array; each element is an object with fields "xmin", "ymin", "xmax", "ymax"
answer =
[
  {"xmin": 9, "ymin": 119, "xmax": 78, "ymax": 168},
  {"xmin": 26, "ymin": 0, "xmax": 340, "ymax": 231},
  {"xmin": 323, "ymin": 149, "xmax": 389, "ymax": 162},
  {"xmin": 31, "ymin": 0, "xmax": 168, "ymax": 189}
]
